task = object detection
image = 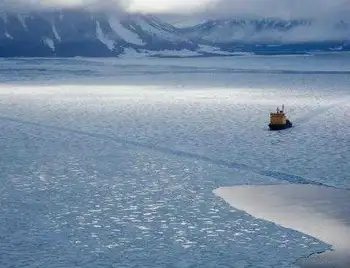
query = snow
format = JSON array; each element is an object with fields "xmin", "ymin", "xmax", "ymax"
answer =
[
  {"xmin": 52, "ymin": 24, "xmax": 61, "ymax": 42},
  {"xmin": 214, "ymin": 184, "xmax": 350, "ymax": 267},
  {"xmin": 120, "ymin": 48, "xmax": 201, "ymax": 58},
  {"xmin": 198, "ymin": 45, "xmax": 251, "ymax": 55},
  {"xmin": 119, "ymin": 48, "xmax": 148, "ymax": 58},
  {"xmin": 198, "ymin": 45, "xmax": 224, "ymax": 54},
  {"xmin": 198, "ymin": 20, "xmax": 349, "ymax": 44},
  {"xmin": 17, "ymin": 14, "xmax": 28, "ymax": 30},
  {"xmin": 167, "ymin": 18, "xmax": 207, "ymax": 28},
  {"xmin": 43, "ymin": 38, "xmax": 55, "ymax": 51},
  {"xmin": 0, "ymin": 55, "xmax": 350, "ymax": 268},
  {"xmin": 96, "ymin": 21, "xmax": 115, "ymax": 51},
  {"xmin": 108, "ymin": 17, "xmax": 144, "ymax": 45},
  {"xmin": 134, "ymin": 16, "xmax": 186, "ymax": 42},
  {"xmin": 150, "ymin": 49, "xmax": 200, "ymax": 57},
  {"xmin": 121, "ymin": 45, "xmax": 252, "ymax": 58},
  {"xmin": 5, "ymin": 32, "xmax": 13, "ymax": 39}
]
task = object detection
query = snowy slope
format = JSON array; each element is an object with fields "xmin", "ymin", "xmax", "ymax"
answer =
[
  {"xmin": 96, "ymin": 21, "xmax": 115, "ymax": 50},
  {"xmin": 181, "ymin": 19, "xmax": 350, "ymax": 43},
  {"xmin": 114, "ymin": 14, "xmax": 197, "ymax": 51},
  {"xmin": 180, "ymin": 18, "xmax": 350, "ymax": 54},
  {"xmin": 108, "ymin": 17, "xmax": 144, "ymax": 46},
  {"xmin": 130, "ymin": 15, "xmax": 187, "ymax": 42},
  {"xmin": 0, "ymin": 11, "xmax": 199, "ymax": 57},
  {"xmin": 0, "ymin": 11, "xmax": 349, "ymax": 57}
]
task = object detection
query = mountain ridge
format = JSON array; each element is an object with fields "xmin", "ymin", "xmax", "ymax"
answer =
[{"xmin": 0, "ymin": 10, "xmax": 349, "ymax": 57}]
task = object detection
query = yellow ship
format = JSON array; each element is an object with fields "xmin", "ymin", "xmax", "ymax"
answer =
[{"xmin": 268, "ymin": 105, "xmax": 292, "ymax": 130}]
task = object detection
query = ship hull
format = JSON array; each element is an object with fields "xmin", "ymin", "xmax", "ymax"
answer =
[{"xmin": 268, "ymin": 121, "xmax": 293, "ymax": 131}]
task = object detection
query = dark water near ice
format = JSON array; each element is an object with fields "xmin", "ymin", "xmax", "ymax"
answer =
[{"xmin": 1, "ymin": 54, "xmax": 350, "ymax": 267}]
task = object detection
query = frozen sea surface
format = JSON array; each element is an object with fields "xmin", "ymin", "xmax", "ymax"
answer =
[
  {"xmin": 214, "ymin": 184, "xmax": 350, "ymax": 267},
  {"xmin": 0, "ymin": 55, "xmax": 350, "ymax": 267}
]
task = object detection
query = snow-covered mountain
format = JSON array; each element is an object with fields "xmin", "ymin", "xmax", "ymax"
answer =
[
  {"xmin": 0, "ymin": 10, "xmax": 207, "ymax": 57},
  {"xmin": 180, "ymin": 18, "xmax": 350, "ymax": 54},
  {"xmin": 0, "ymin": 11, "xmax": 349, "ymax": 57}
]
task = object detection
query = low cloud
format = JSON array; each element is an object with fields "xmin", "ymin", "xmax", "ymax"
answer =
[
  {"xmin": 0, "ymin": 0, "xmax": 349, "ymax": 21},
  {"xmin": 0, "ymin": 0, "xmax": 127, "ymax": 11},
  {"xmin": 202, "ymin": 0, "xmax": 350, "ymax": 20},
  {"xmin": 0, "ymin": 0, "xmax": 348, "ymax": 43},
  {"xmin": 0, "ymin": 0, "xmax": 350, "ymax": 20}
]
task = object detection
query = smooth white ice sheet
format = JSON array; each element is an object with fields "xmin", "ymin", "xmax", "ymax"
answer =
[{"xmin": 214, "ymin": 184, "xmax": 350, "ymax": 267}]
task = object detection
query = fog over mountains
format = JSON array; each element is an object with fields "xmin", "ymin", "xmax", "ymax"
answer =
[{"xmin": 0, "ymin": 4, "xmax": 349, "ymax": 57}]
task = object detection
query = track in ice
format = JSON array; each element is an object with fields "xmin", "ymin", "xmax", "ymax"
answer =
[
  {"xmin": 0, "ymin": 115, "xmax": 334, "ymax": 188},
  {"xmin": 292, "ymin": 98, "xmax": 350, "ymax": 125}
]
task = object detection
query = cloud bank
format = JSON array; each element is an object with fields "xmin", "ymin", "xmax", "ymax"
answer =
[
  {"xmin": 0, "ymin": 0, "xmax": 125, "ymax": 11},
  {"xmin": 0, "ymin": 0, "xmax": 349, "ymax": 20},
  {"xmin": 0, "ymin": 0, "xmax": 212, "ymax": 12},
  {"xmin": 199, "ymin": 0, "xmax": 350, "ymax": 19}
]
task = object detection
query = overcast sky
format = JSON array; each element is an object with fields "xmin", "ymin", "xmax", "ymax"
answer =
[{"xmin": 0, "ymin": 0, "xmax": 349, "ymax": 20}]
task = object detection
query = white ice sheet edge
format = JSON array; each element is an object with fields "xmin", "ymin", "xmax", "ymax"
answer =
[{"xmin": 213, "ymin": 184, "xmax": 350, "ymax": 267}]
